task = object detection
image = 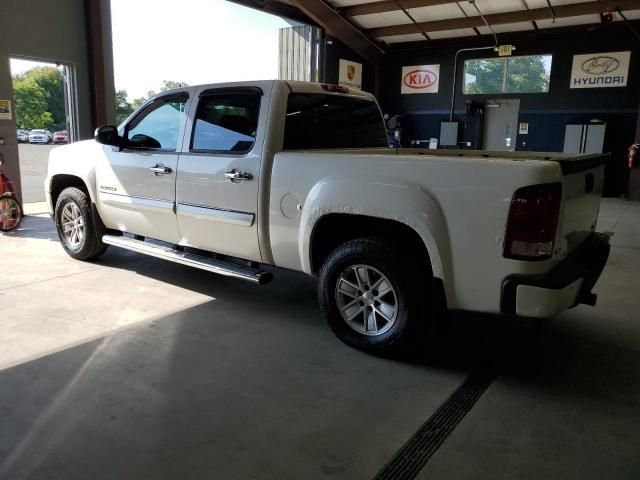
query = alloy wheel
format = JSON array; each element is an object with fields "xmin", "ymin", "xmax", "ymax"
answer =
[
  {"xmin": 61, "ymin": 202, "xmax": 85, "ymax": 247},
  {"xmin": 335, "ymin": 264, "xmax": 399, "ymax": 336}
]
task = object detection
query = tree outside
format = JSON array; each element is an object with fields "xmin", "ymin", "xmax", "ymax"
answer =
[
  {"xmin": 12, "ymin": 66, "xmax": 65, "ymax": 131},
  {"xmin": 464, "ymin": 54, "xmax": 551, "ymax": 95},
  {"xmin": 505, "ymin": 55, "xmax": 551, "ymax": 93},
  {"xmin": 13, "ymin": 79, "xmax": 54, "ymax": 130},
  {"xmin": 13, "ymin": 67, "xmax": 189, "ymax": 128},
  {"xmin": 464, "ymin": 58, "xmax": 506, "ymax": 94},
  {"xmin": 115, "ymin": 80, "xmax": 189, "ymax": 124}
]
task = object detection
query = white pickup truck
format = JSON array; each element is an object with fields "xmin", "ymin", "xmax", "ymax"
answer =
[{"xmin": 45, "ymin": 80, "xmax": 610, "ymax": 354}]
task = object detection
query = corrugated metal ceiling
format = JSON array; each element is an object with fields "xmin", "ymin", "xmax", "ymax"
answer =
[{"xmin": 324, "ymin": 0, "xmax": 640, "ymax": 44}]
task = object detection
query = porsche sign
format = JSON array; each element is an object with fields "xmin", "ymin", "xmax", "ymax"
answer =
[
  {"xmin": 401, "ymin": 65, "xmax": 440, "ymax": 94},
  {"xmin": 570, "ymin": 51, "xmax": 631, "ymax": 89},
  {"xmin": 339, "ymin": 59, "xmax": 362, "ymax": 90}
]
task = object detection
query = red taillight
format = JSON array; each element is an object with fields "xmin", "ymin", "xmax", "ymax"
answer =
[
  {"xmin": 321, "ymin": 84, "xmax": 349, "ymax": 93},
  {"xmin": 503, "ymin": 183, "xmax": 562, "ymax": 261}
]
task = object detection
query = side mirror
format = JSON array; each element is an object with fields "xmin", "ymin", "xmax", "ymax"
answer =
[{"xmin": 94, "ymin": 125, "xmax": 121, "ymax": 147}]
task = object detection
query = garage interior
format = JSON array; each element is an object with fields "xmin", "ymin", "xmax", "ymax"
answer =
[{"xmin": 1, "ymin": 0, "xmax": 640, "ymax": 479}]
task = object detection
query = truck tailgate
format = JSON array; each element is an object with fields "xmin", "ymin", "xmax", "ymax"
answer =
[{"xmin": 555, "ymin": 154, "xmax": 607, "ymax": 258}]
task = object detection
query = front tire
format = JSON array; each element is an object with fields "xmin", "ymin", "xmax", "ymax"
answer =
[
  {"xmin": 318, "ymin": 238, "xmax": 436, "ymax": 355},
  {"xmin": 55, "ymin": 187, "xmax": 107, "ymax": 260}
]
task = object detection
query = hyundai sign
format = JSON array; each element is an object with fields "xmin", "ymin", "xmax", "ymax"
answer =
[
  {"xmin": 401, "ymin": 65, "xmax": 440, "ymax": 94},
  {"xmin": 570, "ymin": 51, "xmax": 631, "ymax": 89}
]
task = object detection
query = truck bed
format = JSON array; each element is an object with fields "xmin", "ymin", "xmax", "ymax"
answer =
[{"xmin": 290, "ymin": 147, "xmax": 608, "ymax": 173}]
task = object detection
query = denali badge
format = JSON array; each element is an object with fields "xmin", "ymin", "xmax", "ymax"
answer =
[{"xmin": 99, "ymin": 185, "xmax": 116, "ymax": 191}]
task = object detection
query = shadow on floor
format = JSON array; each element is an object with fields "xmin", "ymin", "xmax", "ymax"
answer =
[
  {"xmin": 6, "ymin": 214, "xmax": 628, "ymax": 379},
  {"xmin": 12, "ymin": 213, "xmax": 570, "ymax": 373},
  {"xmin": 2, "ymin": 214, "xmax": 57, "ymax": 241},
  {"xmin": 3, "ymin": 201, "xmax": 639, "ymax": 478},
  {"xmin": 98, "ymin": 239, "xmax": 537, "ymax": 370},
  {"xmin": 1, "ymin": 284, "xmax": 638, "ymax": 479}
]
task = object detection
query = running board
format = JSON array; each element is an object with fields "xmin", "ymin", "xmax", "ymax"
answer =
[{"xmin": 102, "ymin": 235, "xmax": 273, "ymax": 284}]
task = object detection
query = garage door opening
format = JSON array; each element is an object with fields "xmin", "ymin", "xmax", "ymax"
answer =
[{"xmin": 10, "ymin": 57, "xmax": 78, "ymax": 210}]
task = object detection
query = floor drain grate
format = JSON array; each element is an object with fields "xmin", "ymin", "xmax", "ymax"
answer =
[{"xmin": 373, "ymin": 370, "xmax": 495, "ymax": 480}]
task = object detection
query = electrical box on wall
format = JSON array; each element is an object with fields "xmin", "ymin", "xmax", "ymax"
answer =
[{"xmin": 440, "ymin": 121, "xmax": 461, "ymax": 147}]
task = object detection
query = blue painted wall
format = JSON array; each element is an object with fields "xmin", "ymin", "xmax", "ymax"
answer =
[{"xmin": 378, "ymin": 25, "xmax": 640, "ymax": 196}]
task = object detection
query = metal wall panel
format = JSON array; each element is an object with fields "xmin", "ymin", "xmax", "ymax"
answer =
[{"xmin": 278, "ymin": 25, "xmax": 322, "ymax": 82}]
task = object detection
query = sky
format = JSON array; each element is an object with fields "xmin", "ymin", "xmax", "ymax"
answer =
[
  {"xmin": 110, "ymin": 0, "xmax": 290, "ymax": 100},
  {"xmin": 10, "ymin": 58, "xmax": 61, "ymax": 75}
]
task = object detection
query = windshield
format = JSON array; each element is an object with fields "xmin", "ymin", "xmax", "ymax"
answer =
[
  {"xmin": 32, "ymin": 130, "xmax": 46, "ymax": 134},
  {"xmin": 283, "ymin": 93, "xmax": 388, "ymax": 150}
]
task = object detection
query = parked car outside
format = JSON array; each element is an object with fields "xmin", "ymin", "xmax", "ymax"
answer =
[
  {"xmin": 16, "ymin": 129, "xmax": 30, "ymax": 143},
  {"xmin": 29, "ymin": 129, "xmax": 52, "ymax": 144},
  {"xmin": 53, "ymin": 130, "xmax": 68, "ymax": 144}
]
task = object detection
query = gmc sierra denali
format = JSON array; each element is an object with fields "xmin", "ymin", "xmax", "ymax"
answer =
[{"xmin": 45, "ymin": 80, "xmax": 610, "ymax": 354}]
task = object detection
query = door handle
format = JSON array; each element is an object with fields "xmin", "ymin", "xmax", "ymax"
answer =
[
  {"xmin": 150, "ymin": 164, "xmax": 172, "ymax": 175},
  {"xmin": 224, "ymin": 169, "xmax": 253, "ymax": 182}
]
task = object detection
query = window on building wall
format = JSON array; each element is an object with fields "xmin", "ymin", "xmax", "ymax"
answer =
[{"xmin": 463, "ymin": 54, "xmax": 552, "ymax": 94}]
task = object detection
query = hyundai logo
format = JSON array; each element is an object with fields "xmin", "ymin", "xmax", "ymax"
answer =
[{"xmin": 581, "ymin": 56, "xmax": 620, "ymax": 75}]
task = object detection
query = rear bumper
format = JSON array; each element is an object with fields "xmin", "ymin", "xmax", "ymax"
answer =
[{"xmin": 502, "ymin": 232, "xmax": 610, "ymax": 318}]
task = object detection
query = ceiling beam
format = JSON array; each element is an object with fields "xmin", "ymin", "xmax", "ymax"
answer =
[
  {"xmin": 288, "ymin": 0, "xmax": 384, "ymax": 64},
  {"xmin": 367, "ymin": 0, "xmax": 639, "ymax": 37},
  {"xmin": 226, "ymin": 0, "xmax": 318, "ymax": 26},
  {"xmin": 385, "ymin": 18, "xmax": 640, "ymax": 50},
  {"xmin": 341, "ymin": 0, "xmax": 459, "ymax": 18}
]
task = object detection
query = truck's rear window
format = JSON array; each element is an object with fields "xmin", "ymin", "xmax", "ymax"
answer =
[{"xmin": 283, "ymin": 93, "xmax": 388, "ymax": 150}]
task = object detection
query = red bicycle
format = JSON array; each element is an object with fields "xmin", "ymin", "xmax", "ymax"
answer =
[{"xmin": 0, "ymin": 152, "xmax": 22, "ymax": 232}]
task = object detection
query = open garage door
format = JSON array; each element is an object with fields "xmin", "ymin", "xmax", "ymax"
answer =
[{"xmin": 10, "ymin": 57, "xmax": 78, "ymax": 208}]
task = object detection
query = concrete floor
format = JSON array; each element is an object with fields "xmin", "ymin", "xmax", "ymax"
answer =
[
  {"xmin": 17, "ymin": 143, "xmax": 56, "ymax": 204},
  {"xmin": 0, "ymin": 198, "xmax": 638, "ymax": 479}
]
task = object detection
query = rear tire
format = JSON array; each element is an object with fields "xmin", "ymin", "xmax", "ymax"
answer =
[
  {"xmin": 318, "ymin": 237, "xmax": 437, "ymax": 355},
  {"xmin": 55, "ymin": 187, "xmax": 107, "ymax": 260}
]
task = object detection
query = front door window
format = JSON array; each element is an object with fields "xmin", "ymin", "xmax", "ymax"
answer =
[{"xmin": 126, "ymin": 95, "xmax": 187, "ymax": 151}]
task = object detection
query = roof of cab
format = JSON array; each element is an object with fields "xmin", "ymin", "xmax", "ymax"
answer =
[
  {"xmin": 283, "ymin": 80, "xmax": 374, "ymax": 101},
  {"xmin": 157, "ymin": 80, "xmax": 375, "ymax": 102}
]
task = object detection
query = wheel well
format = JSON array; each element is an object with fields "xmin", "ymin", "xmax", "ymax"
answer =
[
  {"xmin": 50, "ymin": 175, "xmax": 90, "ymax": 208},
  {"xmin": 310, "ymin": 214, "xmax": 432, "ymax": 276}
]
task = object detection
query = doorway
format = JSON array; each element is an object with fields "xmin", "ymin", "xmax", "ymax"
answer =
[
  {"xmin": 482, "ymin": 99, "xmax": 520, "ymax": 151},
  {"xmin": 10, "ymin": 57, "xmax": 78, "ymax": 209}
]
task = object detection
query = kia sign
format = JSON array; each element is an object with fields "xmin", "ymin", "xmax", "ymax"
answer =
[
  {"xmin": 404, "ymin": 69, "xmax": 437, "ymax": 88},
  {"xmin": 570, "ymin": 51, "xmax": 630, "ymax": 89},
  {"xmin": 401, "ymin": 65, "xmax": 440, "ymax": 94}
]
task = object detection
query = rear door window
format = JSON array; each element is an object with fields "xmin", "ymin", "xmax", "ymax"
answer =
[
  {"xmin": 283, "ymin": 93, "xmax": 388, "ymax": 150},
  {"xmin": 190, "ymin": 92, "xmax": 260, "ymax": 154}
]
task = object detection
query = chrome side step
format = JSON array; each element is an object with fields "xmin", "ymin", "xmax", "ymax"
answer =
[{"xmin": 102, "ymin": 235, "xmax": 273, "ymax": 284}]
